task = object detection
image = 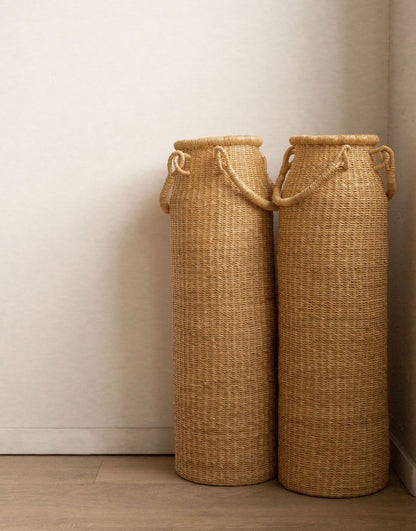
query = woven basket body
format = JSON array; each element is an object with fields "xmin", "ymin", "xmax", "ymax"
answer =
[
  {"xmin": 160, "ymin": 136, "xmax": 277, "ymax": 485},
  {"xmin": 274, "ymin": 135, "xmax": 395, "ymax": 498}
]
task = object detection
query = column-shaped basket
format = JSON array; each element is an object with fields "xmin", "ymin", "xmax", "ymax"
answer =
[
  {"xmin": 273, "ymin": 134, "xmax": 396, "ymax": 497},
  {"xmin": 160, "ymin": 135, "xmax": 277, "ymax": 486}
]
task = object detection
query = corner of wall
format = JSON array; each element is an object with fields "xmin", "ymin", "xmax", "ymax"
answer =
[{"xmin": 390, "ymin": 431, "xmax": 416, "ymax": 496}]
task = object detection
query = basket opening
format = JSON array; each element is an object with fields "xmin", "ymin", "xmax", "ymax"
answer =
[
  {"xmin": 290, "ymin": 134, "xmax": 379, "ymax": 146},
  {"xmin": 174, "ymin": 135, "xmax": 263, "ymax": 150}
]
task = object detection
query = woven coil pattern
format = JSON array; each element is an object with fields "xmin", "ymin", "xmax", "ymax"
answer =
[
  {"xmin": 161, "ymin": 136, "xmax": 277, "ymax": 485},
  {"xmin": 275, "ymin": 134, "xmax": 393, "ymax": 498}
]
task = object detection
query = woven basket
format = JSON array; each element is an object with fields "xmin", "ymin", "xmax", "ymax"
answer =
[
  {"xmin": 160, "ymin": 136, "xmax": 277, "ymax": 486},
  {"xmin": 273, "ymin": 134, "xmax": 396, "ymax": 498}
]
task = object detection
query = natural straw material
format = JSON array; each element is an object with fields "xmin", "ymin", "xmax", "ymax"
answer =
[
  {"xmin": 274, "ymin": 134, "xmax": 396, "ymax": 498},
  {"xmin": 160, "ymin": 136, "xmax": 277, "ymax": 486}
]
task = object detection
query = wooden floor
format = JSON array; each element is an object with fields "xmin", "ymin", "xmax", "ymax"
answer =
[{"xmin": 0, "ymin": 456, "xmax": 414, "ymax": 530}]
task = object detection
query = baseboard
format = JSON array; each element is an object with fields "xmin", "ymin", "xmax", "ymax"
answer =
[
  {"xmin": 390, "ymin": 431, "xmax": 416, "ymax": 496},
  {"xmin": 0, "ymin": 427, "xmax": 174, "ymax": 454}
]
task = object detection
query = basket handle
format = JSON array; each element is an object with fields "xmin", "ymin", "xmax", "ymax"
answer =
[
  {"xmin": 159, "ymin": 150, "xmax": 191, "ymax": 214},
  {"xmin": 370, "ymin": 145, "xmax": 396, "ymax": 200},
  {"xmin": 214, "ymin": 146, "xmax": 278, "ymax": 211},
  {"xmin": 272, "ymin": 144, "xmax": 351, "ymax": 207}
]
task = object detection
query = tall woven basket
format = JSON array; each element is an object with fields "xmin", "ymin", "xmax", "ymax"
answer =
[
  {"xmin": 273, "ymin": 134, "xmax": 396, "ymax": 498},
  {"xmin": 159, "ymin": 136, "xmax": 277, "ymax": 486}
]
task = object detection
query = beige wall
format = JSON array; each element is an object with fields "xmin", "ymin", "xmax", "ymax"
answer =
[
  {"xmin": 388, "ymin": 0, "xmax": 416, "ymax": 495},
  {"xmin": 0, "ymin": 0, "xmax": 390, "ymax": 452}
]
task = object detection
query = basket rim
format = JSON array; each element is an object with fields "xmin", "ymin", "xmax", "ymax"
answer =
[
  {"xmin": 174, "ymin": 135, "xmax": 263, "ymax": 150},
  {"xmin": 289, "ymin": 134, "xmax": 380, "ymax": 146}
]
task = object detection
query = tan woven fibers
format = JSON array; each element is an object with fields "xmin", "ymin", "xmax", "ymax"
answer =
[
  {"xmin": 160, "ymin": 136, "xmax": 277, "ymax": 485},
  {"xmin": 174, "ymin": 135, "xmax": 263, "ymax": 150},
  {"xmin": 273, "ymin": 134, "xmax": 396, "ymax": 498},
  {"xmin": 289, "ymin": 134, "xmax": 380, "ymax": 146}
]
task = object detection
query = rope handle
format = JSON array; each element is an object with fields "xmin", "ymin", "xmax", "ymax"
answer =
[
  {"xmin": 214, "ymin": 146, "xmax": 277, "ymax": 211},
  {"xmin": 272, "ymin": 144, "xmax": 351, "ymax": 207},
  {"xmin": 159, "ymin": 150, "xmax": 190, "ymax": 214},
  {"xmin": 370, "ymin": 145, "xmax": 396, "ymax": 200}
]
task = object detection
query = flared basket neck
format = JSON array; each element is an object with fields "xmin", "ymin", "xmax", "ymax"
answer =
[
  {"xmin": 174, "ymin": 135, "xmax": 263, "ymax": 150},
  {"xmin": 290, "ymin": 134, "xmax": 379, "ymax": 147}
]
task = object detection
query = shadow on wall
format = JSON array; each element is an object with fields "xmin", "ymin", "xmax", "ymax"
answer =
[
  {"xmin": 115, "ymin": 168, "xmax": 173, "ymax": 431},
  {"xmin": 388, "ymin": 156, "xmax": 416, "ymax": 450},
  {"xmin": 333, "ymin": 1, "xmax": 388, "ymax": 138}
]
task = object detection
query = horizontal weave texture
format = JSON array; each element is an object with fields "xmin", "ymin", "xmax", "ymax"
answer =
[
  {"xmin": 276, "ymin": 135, "xmax": 390, "ymax": 497},
  {"xmin": 167, "ymin": 136, "xmax": 276, "ymax": 485}
]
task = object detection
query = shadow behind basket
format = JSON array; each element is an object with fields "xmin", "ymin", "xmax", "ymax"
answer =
[
  {"xmin": 273, "ymin": 134, "xmax": 396, "ymax": 497},
  {"xmin": 160, "ymin": 136, "xmax": 277, "ymax": 486}
]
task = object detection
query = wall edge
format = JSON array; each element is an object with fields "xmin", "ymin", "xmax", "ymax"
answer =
[{"xmin": 390, "ymin": 431, "xmax": 416, "ymax": 496}]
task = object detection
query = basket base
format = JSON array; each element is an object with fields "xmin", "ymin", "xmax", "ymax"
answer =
[
  {"xmin": 175, "ymin": 466, "xmax": 275, "ymax": 487},
  {"xmin": 278, "ymin": 476, "xmax": 389, "ymax": 498}
]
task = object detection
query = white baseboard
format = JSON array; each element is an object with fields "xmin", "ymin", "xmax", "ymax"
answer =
[
  {"xmin": 390, "ymin": 431, "xmax": 416, "ymax": 496},
  {"xmin": 0, "ymin": 427, "xmax": 174, "ymax": 454}
]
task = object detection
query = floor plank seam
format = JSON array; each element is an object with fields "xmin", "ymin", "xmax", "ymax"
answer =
[{"xmin": 93, "ymin": 458, "xmax": 104, "ymax": 484}]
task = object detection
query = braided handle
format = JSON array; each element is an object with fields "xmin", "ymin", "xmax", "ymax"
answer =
[
  {"xmin": 272, "ymin": 144, "xmax": 351, "ymax": 207},
  {"xmin": 214, "ymin": 146, "xmax": 277, "ymax": 211},
  {"xmin": 159, "ymin": 150, "xmax": 190, "ymax": 214},
  {"xmin": 370, "ymin": 145, "xmax": 396, "ymax": 200}
]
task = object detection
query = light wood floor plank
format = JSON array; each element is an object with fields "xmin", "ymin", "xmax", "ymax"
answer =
[
  {"xmin": 0, "ymin": 455, "xmax": 102, "ymax": 485},
  {"xmin": 96, "ymin": 455, "xmax": 182, "ymax": 484},
  {"xmin": 0, "ymin": 456, "xmax": 414, "ymax": 530}
]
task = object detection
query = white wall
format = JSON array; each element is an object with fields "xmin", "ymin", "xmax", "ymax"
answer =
[
  {"xmin": 388, "ymin": 0, "xmax": 416, "ymax": 496},
  {"xmin": 0, "ymin": 0, "xmax": 390, "ymax": 453}
]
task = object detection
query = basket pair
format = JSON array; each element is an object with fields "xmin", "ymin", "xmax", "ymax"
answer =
[{"xmin": 159, "ymin": 135, "xmax": 396, "ymax": 498}]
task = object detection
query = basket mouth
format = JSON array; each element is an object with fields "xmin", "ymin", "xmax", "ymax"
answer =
[
  {"xmin": 174, "ymin": 135, "xmax": 263, "ymax": 150},
  {"xmin": 290, "ymin": 134, "xmax": 379, "ymax": 146}
]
